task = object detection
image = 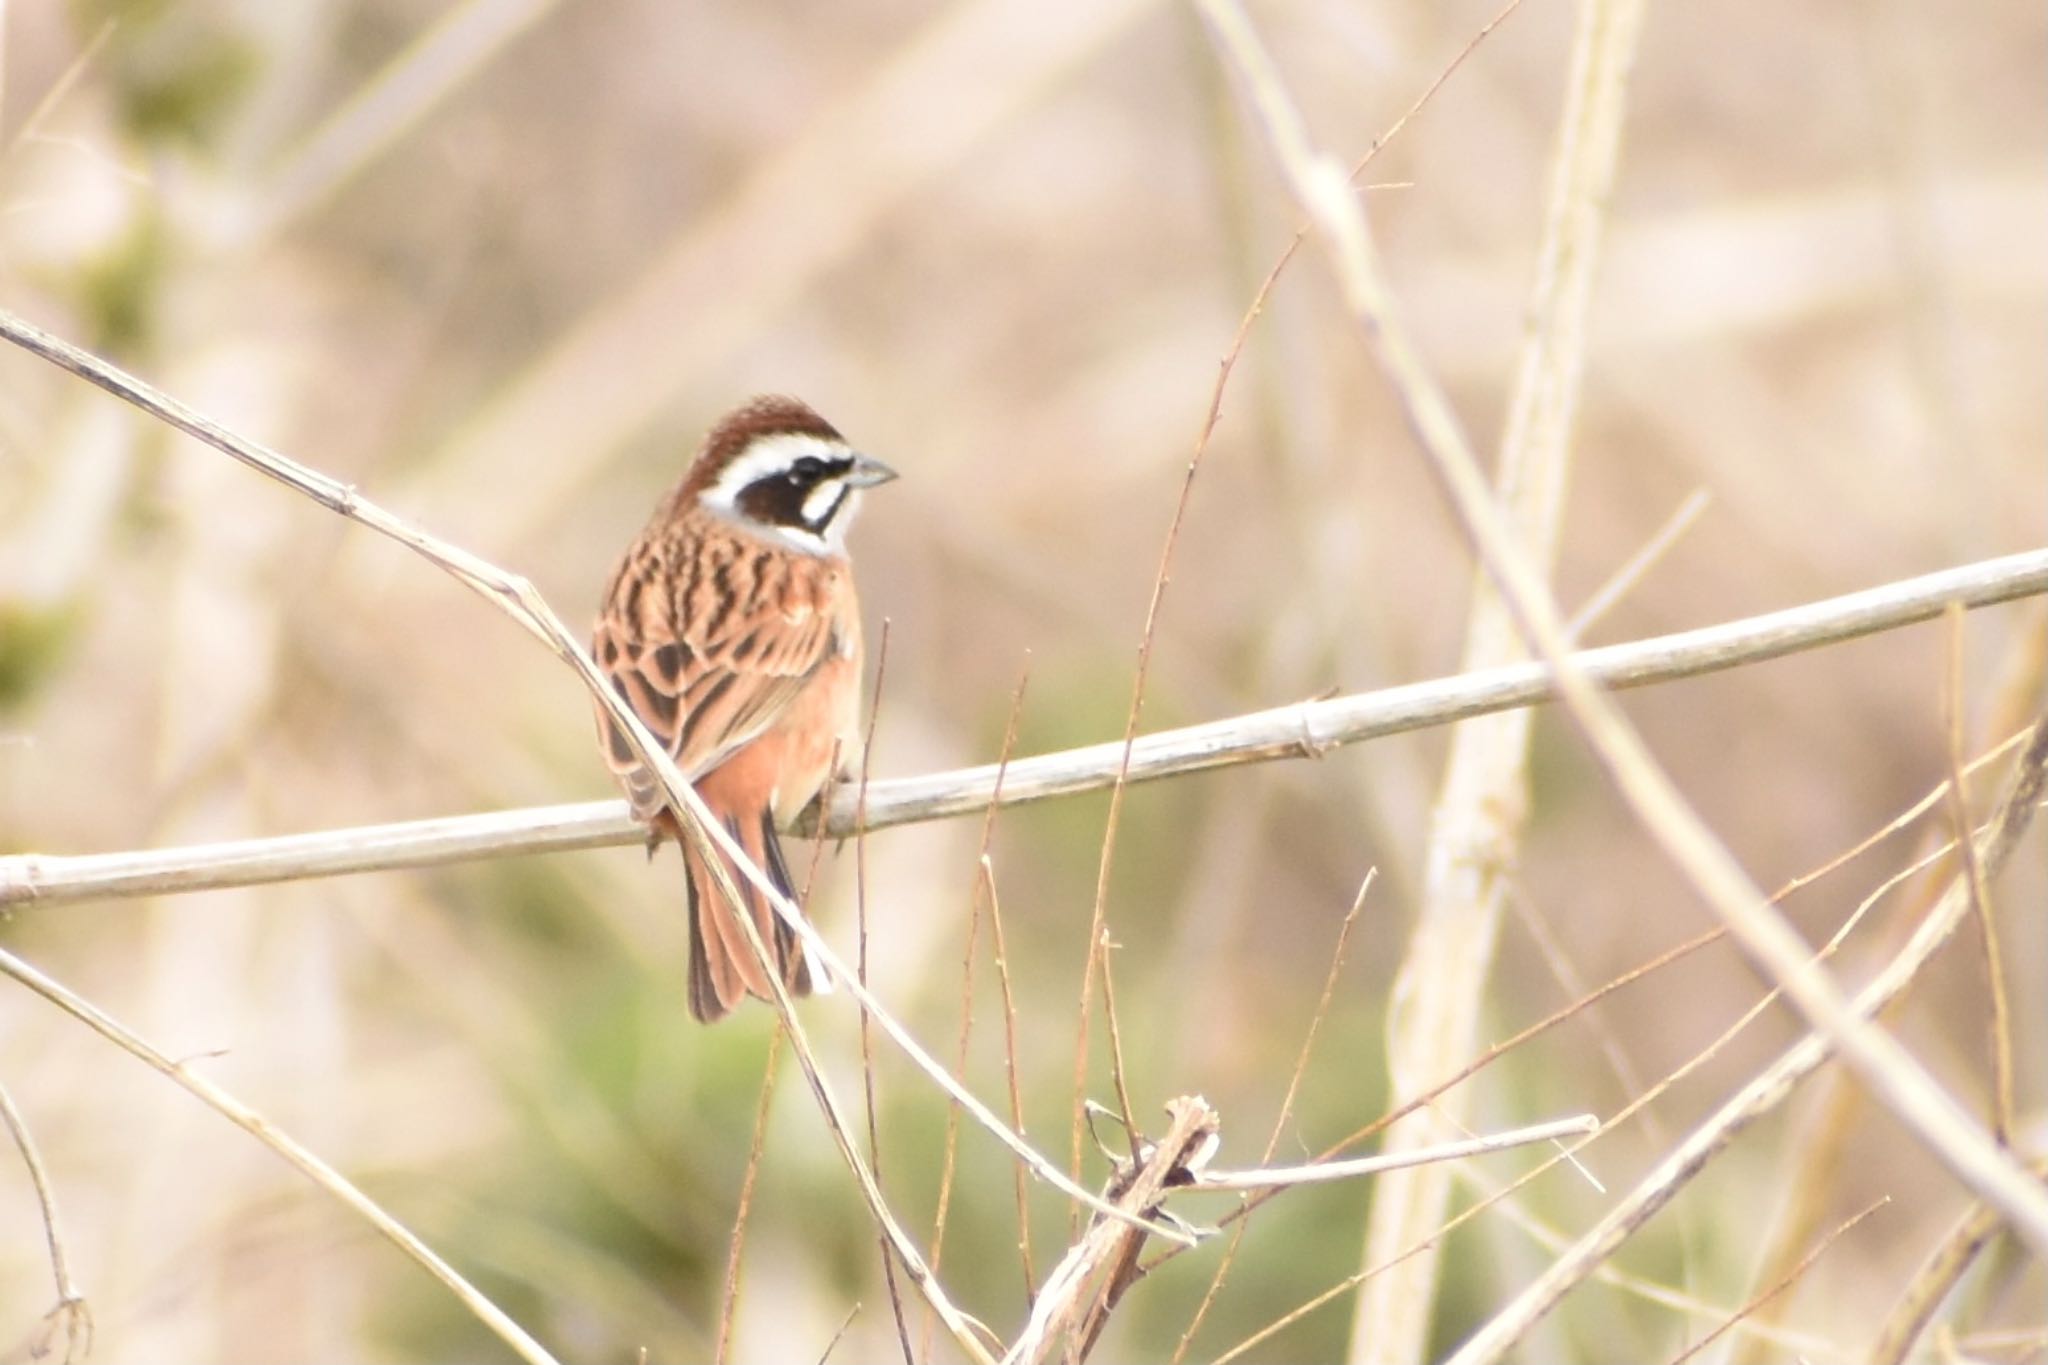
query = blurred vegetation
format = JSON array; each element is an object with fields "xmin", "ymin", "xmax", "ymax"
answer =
[{"xmin": 1, "ymin": 1, "xmax": 2042, "ymax": 1362}]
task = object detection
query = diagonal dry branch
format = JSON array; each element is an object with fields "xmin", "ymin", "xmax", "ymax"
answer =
[
  {"xmin": 5, "ymin": 545, "xmax": 2044, "ymax": 908},
  {"xmin": 1196, "ymin": 0, "xmax": 2048, "ymax": 1258},
  {"xmin": 0, "ymin": 306, "xmax": 1186, "ymax": 1361},
  {"xmin": 0, "ymin": 944, "xmax": 559, "ymax": 1365}
]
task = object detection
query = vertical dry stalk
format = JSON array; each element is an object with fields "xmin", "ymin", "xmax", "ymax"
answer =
[{"xmin": 1350, "ymin": 0, "xmax": 1646, "ymax": 1359}]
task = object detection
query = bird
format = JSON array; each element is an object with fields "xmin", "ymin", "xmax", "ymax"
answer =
[{"xmin": 591, "ymin": 396, "xmax": 897, "ymax": 1022}]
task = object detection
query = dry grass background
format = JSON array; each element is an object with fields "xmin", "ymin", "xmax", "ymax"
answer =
[{"xmin": 0, "ymin": 0, "xmax": 2043, "ymax": 1362}]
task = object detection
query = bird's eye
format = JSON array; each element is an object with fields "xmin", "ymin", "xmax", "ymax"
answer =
[{"xmin": 788, "ymin": 456, "xmax": 824, "ymax": 483}]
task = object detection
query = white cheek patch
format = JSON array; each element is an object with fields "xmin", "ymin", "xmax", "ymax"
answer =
[{"xmin": 802, "ymin": 480, "xmax": 845, "ymax": 525}]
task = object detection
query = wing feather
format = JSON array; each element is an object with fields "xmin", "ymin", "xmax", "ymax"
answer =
[{"xmin": 593, "ymin": 529, "xmax": 843, "ymax": 821}]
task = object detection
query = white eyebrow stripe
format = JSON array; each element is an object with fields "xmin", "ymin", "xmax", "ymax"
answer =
[{"xmin": 698, "ymin": 433, "xmax": 849, "ymax": 511}]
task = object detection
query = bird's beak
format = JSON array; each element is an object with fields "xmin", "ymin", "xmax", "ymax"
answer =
[{"xmin": 846, "ymin": 453, "xmax": 899, "ymax": 489}]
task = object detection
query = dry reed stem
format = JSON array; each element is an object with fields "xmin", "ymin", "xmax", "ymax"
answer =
[
  {"xmin": 1350, "ymin": 0, "xmax": 1645, "ymax": 1352},
  {"xmin": 1177, "ymin": 720, "xmax": 2028, "ymax": 1279},
  {"xmin": 0, "ymin": 1078, "xmax": 92, "ymax": 1364},
  {"xmin": 8, "ymin": 547, "xmax": 2043, "ymax": 911},
  {"xmin": 1199, "ymin": 0, "xmax": 2048, "ymax": 1259},
  {"xmin": 0, "ymin": 946, "xmax": 559, "ymax": 1365},
  {"xmin": 1441, "ymin": 719, "xmax": 2048, "ymax": 1363}
]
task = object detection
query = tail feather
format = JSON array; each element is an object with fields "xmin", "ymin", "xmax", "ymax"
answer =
[{"xmin": 682, "ymin": 813, "xmax": 818, "ymax": 1023}]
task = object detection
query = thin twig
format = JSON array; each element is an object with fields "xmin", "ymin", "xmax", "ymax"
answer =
[
  {"xmin": 689, "ymin": 818, "xmax": 999, "ymax": 1365},
  {"xmin": 1205, "ymin": 759, "xmax": 2041, "ymax": 1365},
  {"xmin": 1200, "ymin": 0, "xmax": 2048, "ymax": 1259},
  {"xmin": 0, "ymin": 946, "xmax": 560, "ymax": 1365},
  {"xmin": 983, "ymin": 856, "xmax": 1038, "ymax": 1303},
  {"xmin": 815, "ymin": 1302, "xmax": 864, "ymax": 1365},
  {"xmin": 1665, "ymin": 1199, "xmax": 1889, "ymax": 1365},
  {"xmin": 1059, "ymin": 0, "xmax": 1532, "ymax": 1200},
  {"xmin": 1190, "ymin": 1114, "xmax": 1601, "ymax": 1192},
  {"xmin": 1446, "ymin": 1164, "xmax": 1844, "ymax": 1360},
  {"xmin": 7, "ymin": 549, "xmax": 2044, "ymax": 911},
  {"xmin": 1097, "ymin": 923, "xmax": 1141, "ymax": 1149},
  {"xmin": 1, "ymin": 20, "xmax": 114, "ymax": 169},
  {"xmin": 1068, "ymin": 420, "xmax": 1213, "ymax": 1210},
  {"xmin": 0, "ymin": 1079, "xmax": 92, "ymax": 1364},
  {"xmin": 1567, "ymin": 489, "xmax": 1712, "ymax": 639},
  {"xmin": 1209, "ymin": 1121, "xmax": 1622, "ymax": 1365}
]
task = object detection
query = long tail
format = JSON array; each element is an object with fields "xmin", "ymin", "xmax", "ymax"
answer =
[{"xmin": 682, "ymin": 811, "xmax": 818, "ymax": 1023}]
